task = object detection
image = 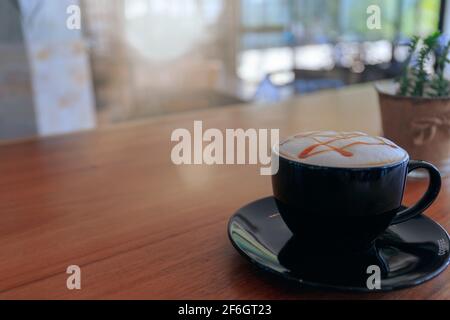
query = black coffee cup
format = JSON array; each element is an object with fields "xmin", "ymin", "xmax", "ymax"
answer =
[{"xmin": 272, "ymin": 145, "xmax": 441, "ymax": 251}]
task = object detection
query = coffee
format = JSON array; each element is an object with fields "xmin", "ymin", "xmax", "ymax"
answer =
[
  {"xmin": 272, "ymin": 131, "xmax": 441, "ymax": 251},
  {"xmin": 279, "ymin": 131, "xmax": 408, "ymax": 168}
]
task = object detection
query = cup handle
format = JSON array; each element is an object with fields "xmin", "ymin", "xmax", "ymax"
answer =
[{"xmin": 390, "ymin": 160, "xmax": 441, "ymax": 225}]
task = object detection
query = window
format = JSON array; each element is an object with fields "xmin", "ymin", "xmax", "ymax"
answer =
[{"xmin": 240, "ymin": 0, "xmax": 441, "ymax": 49}]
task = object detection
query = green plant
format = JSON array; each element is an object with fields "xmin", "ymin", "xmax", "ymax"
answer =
[{"xmin": 397, "ymin": 31, "xmax": 450, "ymax": 97}]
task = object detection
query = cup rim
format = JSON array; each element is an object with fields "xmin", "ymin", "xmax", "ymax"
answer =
[{"xmin": 272, "ymin": 144, "xmax": 410, "ymax": 171}]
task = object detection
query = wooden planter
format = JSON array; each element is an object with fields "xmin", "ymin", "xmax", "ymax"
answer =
[{"xmin": 376, "ymin": 82, "xmax": 450, "ymax": 177}]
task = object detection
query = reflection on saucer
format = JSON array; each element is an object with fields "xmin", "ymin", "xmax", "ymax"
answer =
[
  {"xmin": 228, "ymin": 197, "xmax": 450, "ymax": 292},
  {"xmin": 278, "ymin": 237, "xmax": 388, "ymax": 288}
]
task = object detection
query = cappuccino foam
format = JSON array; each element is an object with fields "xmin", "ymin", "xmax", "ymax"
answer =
[{"xmin": 278, "ymin": 131, "xmax": 408, "ymax": 168}]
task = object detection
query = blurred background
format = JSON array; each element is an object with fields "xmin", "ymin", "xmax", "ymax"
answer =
[{"xmin": 0, "ymin": 0, "xmax": 447, "ymax": 140}]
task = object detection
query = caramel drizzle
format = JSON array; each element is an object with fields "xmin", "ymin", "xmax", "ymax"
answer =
[{"xmin": 281, "ymin": 132, "xmax": 398, "ymax": 159}]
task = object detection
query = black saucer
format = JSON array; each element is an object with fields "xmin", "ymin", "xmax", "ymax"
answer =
[{"xmin": 228, "ymin": 197, "xmax": 450, "ymax": 292}]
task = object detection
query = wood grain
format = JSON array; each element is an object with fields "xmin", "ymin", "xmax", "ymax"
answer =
[{"xmin": 0, "ymin": 83, "xmax": 448, "ymax": 299}]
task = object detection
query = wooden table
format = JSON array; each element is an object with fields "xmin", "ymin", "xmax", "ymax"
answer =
[{"xmin": 0, "ymin": 83, "xmax": 448, "ymax": 299}]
